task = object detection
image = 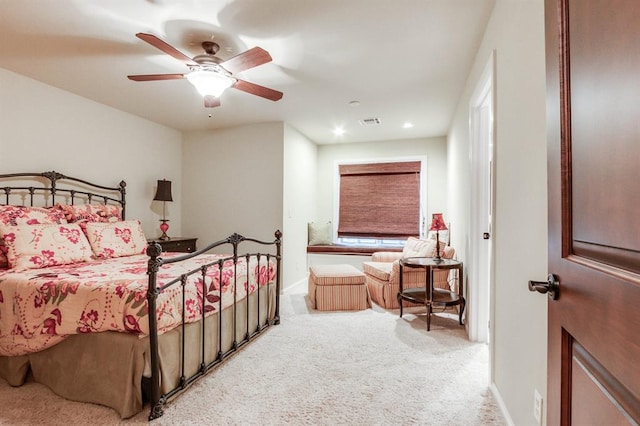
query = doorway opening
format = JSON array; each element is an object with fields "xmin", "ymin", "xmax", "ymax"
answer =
[{"xmin": 469, "ymin": 52, "xmax": 495, "ymax": 353}]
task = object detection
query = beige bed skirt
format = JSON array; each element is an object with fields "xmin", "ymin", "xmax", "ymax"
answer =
[{"xmin": 0, "ymin": 284, "xmax": 276, "ymax": 418}]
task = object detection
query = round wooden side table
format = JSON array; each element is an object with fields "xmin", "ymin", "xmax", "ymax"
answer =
[{"xmin": 397, "ymin": 257, "xmax": 465, "ymax": 331}]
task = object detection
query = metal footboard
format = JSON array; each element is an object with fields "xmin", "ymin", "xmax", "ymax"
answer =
[{"xmin": 145, "ymin": 230, "xmax": 282, "ymax": 420}]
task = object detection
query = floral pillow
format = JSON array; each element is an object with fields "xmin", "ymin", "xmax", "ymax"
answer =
[
  {"xmin": 0, "ymin": 246, "xmax": 7, "ymax": 269},
  {"xmin": 84, "ymin": 220, "xmax": 147, "ymax": 259},
  {"xmin": 0, "ymin": 223, "xmax": 93, "ymax": 270},
  {"xmin": 0, "ymin": 205, "xmax": 68, "ymax": 226},
  {"xmin": 57, "ymin": 204, "xmax": 123, "ymax": 224},
  {"xmin": 0, "ymin": 205, "xmax": 69, "ymax": 269}
]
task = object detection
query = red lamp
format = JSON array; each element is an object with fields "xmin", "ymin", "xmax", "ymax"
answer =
[
  {"xmin": 428, "ymin": 213, "xmax": 448, "ymax": 262},
  {"xmin": 153, "ymin": 179, "xmax": 173, "ymax": 240}
]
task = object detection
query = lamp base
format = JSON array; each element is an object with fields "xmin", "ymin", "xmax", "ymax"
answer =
[
  {"xmin": 159, "ymin": 220, "xmax": 170, "ymax": 241},
  {"xmin": 434, "ymin": 231, "xmax": 442, "ymax": 261}
]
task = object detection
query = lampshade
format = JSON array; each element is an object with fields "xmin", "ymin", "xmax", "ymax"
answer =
[
  {"xmin": 186, "ymin": 70, "xmax": 234, "ymax": 97},
  {"xmin": 153, "ymin": 179, "xmax": 173, "ymax": 202},
  {"xmin": 429, "ymin": 213, "xmax": 448, "ymax": 231}
]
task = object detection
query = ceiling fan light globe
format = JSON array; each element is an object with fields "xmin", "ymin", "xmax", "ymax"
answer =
[{"xmin": 186, "ymin": 71, "xmax": 234, "ymax": 97}]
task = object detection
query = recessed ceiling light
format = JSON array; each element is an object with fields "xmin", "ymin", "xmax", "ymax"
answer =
[
  {"xmin": 403, "ymin": 122, "xmax": 414, "ymax": 129},
  {"xmin": 333, "ymin": 127, "xmax": 346, "ymax": 136},
  {"xmin": 349, "ymin": 100, "xmax": 361, "ymax": 107}
]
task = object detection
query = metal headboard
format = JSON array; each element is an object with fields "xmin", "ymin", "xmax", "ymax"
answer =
[{"xmin": 0, "ymin": 171, "xmax": 127, "ymax": 219}]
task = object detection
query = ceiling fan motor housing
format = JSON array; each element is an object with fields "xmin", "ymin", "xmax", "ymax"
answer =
[
  {"xmin": 201, "ymin": 41, "xmax": 219, "ymax": 55},
  {"xmin": 192, "ymin": 42, "xmax": 231, "ymax": 75}
]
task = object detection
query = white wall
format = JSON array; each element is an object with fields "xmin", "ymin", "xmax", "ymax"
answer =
[
  {"xmin": 283, "ymin": 124, "xmax": 317, "ymax": 288},
  {"xmin": 448, "ymin": 1, "xmax": 548, "ymax": 425},
  {"xmin": 181, "ymin": 123, "xmax": 284, "ymax": 272},
  {"xmin": 0, "ymin": 68, "xmax": 183, "ymax": 238},
  {"xmin": 316, "ymin": 137, "xmax": 448, "ymax": 231}
]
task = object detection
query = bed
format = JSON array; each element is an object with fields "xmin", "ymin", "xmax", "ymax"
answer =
[{"xmin": 0, "ymin": 171, "xmax": 282, "ymax": 420}]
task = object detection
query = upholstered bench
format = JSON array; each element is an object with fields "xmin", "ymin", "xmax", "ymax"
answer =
[{"xmin": 308, "ymin": 264, "xmax": 370, "ymax": 311}]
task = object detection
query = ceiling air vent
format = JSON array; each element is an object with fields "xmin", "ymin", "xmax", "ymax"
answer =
[{"xmin": 358, "ymin": 117, "xmax": 382, "ymax": 126}]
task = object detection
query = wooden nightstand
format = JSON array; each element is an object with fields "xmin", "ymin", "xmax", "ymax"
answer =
[{"xmin": 147, "ymin": 237, "xmax": 198, "ymax": 253}]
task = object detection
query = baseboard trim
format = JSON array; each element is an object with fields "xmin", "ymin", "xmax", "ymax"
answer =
[
  {"xmin": 283, "ymin": 276, "xmax": 308, "ymax": 293},
  {"xmin": 490, "ymin": 382, "xmax": 515, "ymax": 426}
]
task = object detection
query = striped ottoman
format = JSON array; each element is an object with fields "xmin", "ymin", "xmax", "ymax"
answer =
[{"xmin": 308, "ymin": 264, "xmax": 370, "ymax": 311}]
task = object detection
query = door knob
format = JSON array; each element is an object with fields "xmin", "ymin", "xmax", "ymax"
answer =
[
  {"xmin": 483, "ymin": 232, "xmax": 490, "ymax": 240},
  {"xmin": 528, "ymin": 274, "xmax": 560, "ymax": 300}
]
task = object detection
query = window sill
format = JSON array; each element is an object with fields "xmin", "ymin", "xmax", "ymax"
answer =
[{"xmin": 306, "ymin": 245, "xmax": 402, "ymax": 255}]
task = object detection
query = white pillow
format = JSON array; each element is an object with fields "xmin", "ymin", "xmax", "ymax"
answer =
[
  {"xmin": 308, "ymin": 222, "xmax": 332, "ymax": 245},
  {"xmin": 427, "ymin": 229, "xmax": 449, "ymax": 245},
  {"xmin": 402, "ymin": 237, "xmax": 436, "ymax": 258}
]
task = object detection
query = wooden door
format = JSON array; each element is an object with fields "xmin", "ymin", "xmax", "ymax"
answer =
[{"xmin": 545, "ymin": 0, "xmax": 640, "ymax": 424}]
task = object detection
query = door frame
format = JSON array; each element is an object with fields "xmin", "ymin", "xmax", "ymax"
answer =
[{"xmin": 468, "ymin": 50, "xmax": 496, "ymax": 353}]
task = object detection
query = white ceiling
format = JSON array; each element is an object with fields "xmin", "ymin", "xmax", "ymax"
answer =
[{"xmin": 0, "ymin": 0, "xmax": 495, "ymax": 144}]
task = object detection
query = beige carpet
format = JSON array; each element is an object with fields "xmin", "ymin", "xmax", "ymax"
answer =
[{"xmin": 0, "ymin": 282, "xmax": 505, "ymax": 425}]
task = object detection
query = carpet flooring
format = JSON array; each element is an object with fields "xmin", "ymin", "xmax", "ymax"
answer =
[{"xmin": 0, "ymin": 281, "xmax": 505, "ymax": 425}]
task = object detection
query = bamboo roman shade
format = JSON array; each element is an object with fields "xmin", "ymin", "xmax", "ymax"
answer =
[{"xmin": 337, "ymin": 161, "xmax": 421, "ymax": 238}]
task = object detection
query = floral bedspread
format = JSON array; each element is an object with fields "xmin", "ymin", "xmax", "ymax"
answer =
[{"xmin": 0, "ymin": 253, "xmax": 275, "ymax": 356}]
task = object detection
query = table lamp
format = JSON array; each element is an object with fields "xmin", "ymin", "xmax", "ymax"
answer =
[
  {"xmin": 153, "ymin": 179, "xmax": 173, "ymax": 240},
  {"xmin": 429, "ymin": 213, "xmax": 448, "ymax": 262}
]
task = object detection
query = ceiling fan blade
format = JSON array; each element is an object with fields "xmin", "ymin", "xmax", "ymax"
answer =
[
  {"xmin": 232, "ymin": 79, "xmax": 283, "ymax": 101},
  {"xmin": 204, "ymin": 95, "xmax": 221, "ymax": 108},
  {"xmin": 221, "ymin": 47, "xmax": 272, "ymax": 74},
  {"xmin": 127, "ymin": 73, "xmax": 185, "ymax": 81},
  {"xmin": 136, "ymin": 33, "xmax": 199, "ymax": 67}
]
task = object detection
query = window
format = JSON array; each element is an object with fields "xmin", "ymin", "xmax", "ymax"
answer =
[{"xmin": 337, "ymin": 161, "xmax": 422, "ymax": 241}]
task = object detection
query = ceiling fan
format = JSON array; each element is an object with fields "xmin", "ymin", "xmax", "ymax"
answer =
[{"xmin": 127, "ymin": 33, "xmax": 283, "ymax": 108}]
